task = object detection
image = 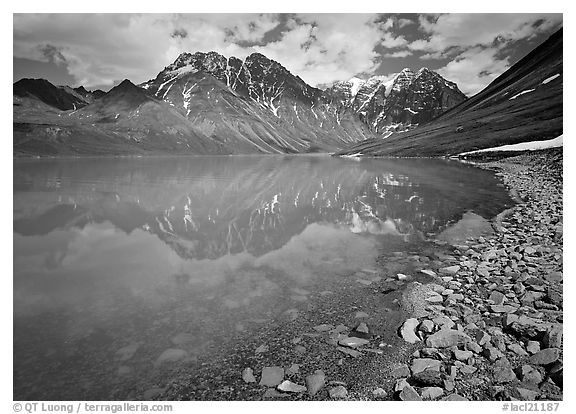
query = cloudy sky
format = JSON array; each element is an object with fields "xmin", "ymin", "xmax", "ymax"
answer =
[{"xmin": 13, "ymin": 13, "xmax": 562, "ymax": 95}]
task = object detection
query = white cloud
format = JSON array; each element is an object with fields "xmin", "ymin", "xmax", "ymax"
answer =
[
  {"xmin": 13, "ymin": 14, "xmax": 284, "ymax": 87},
  {"xmin": 412, "ymin": 13, "xmax": 562, "ymax": 95},
  {"xmin": 382, "ymin": 50, "xmax": 412, "ymax": 58},
  {"xmin": 13, "ymin": 13, "xmax": 388, "ymax": 88},
  {"xmin": 252, "ymin": 14, "xmax": 385, "ymax": 86},
  {"xmin": 411, "ymin": 13, "xmax": 562, "ymax": 52},
  {"xmin": 398, "ymin": 18, "xmax": 414, "ymax": 28},
  {"xmin": 437, "ymin": 46, "xmax": 510, "ymax": 96},
  {"xmin": 380, "ymin": 32, "xmax": 409, "ymax": 49}
]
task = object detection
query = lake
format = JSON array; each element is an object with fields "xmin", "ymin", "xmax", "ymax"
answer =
[{"xmin": 13, "ymin": 155, "xmax": 512, "ymax": 400}]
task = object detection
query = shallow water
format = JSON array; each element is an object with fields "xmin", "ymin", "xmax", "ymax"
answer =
[{"xmin": 13, "ymin": 154, "xmax": 512, "ymax": 400}]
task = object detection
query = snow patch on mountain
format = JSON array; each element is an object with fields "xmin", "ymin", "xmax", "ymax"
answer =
[
  {"xmin": 348, "ymin": 77, "xmax": 365, "ymax": 97},
  {"xmin": 509, "ymin": 89, "xmax": 535, "ymax": 100},
  {"xmin": 542, "ymin": 74, "xmax": 560, "ymax": 84},
  {"xmin": 459, "ymin": 135, "xmax": 563, "ymax": 155}
]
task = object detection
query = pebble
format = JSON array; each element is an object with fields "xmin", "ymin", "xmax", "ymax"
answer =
[
  {"xmin": 255, "ymin": 344, "xmax": 269, "ymax": 354},
  {"xmin": 372, "ymin": 388, "xmax": 388, "ymax": 398},
  {"xmin": 355, "ymin": 322, "xmax": 370, "ymax": 334},
  {"xmin": 277, "ymin": 380, "xmax": 306, "ymax": 393},
  {"xmin": 242, "ymin": 368, "xmax": 256, "ymax": 383},
  {"xmin": 329, "ymin": 385, "xmax": 348, "ymax": 399}
]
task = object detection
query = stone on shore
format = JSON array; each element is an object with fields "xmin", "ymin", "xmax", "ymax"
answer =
[
  {"xmin": 242, "ymin": 368, "xmax": 256, "ymax": 383},
  {"xmin": 529, "ymin": 348, "xmax": 560, "ymax": 366},
  {"xmin": 329, "ymin": 386, "xmax": 348, "ymax": 399},
  {"xmin": 259, "ymin": 367, "xmax": 284, "ymax": 387},
  {"xmin": 411, "ymin": 358, "xmax": 442, "ymax": 374},
  {"xmin": 442, "ymin": 393, "xmax": 469, "ymax": 401},
  {"xmin": 277, "ymin": 380, "xmax": 306, "ymax": 393},
  {"xmin": 391, "ymin": 363, "xmax": 410, "ymax": 378},
  {"xmin": 421, "ymin": 387, "xmax": 444, "ymax": 400},
  {"xmin": 372, "ymin": 388, "xmax": 388, "ymax": 398},
  {"xmin": 492, "ymin": 359, "xmax": 517, "ymax": 384},
  {"xmin": 440, "ymin": 265, "xmax": 460, "ymax": 275},
  {"xmin": 400, "ymin": 318, "xmax": 421, "ymax": 344},
  {"xmin": 338, "ymin": 337, "xmax": 370, "ymax": 348},
  {"xmin": 426, "ymin": 329, "xmax": 471, "ymax": 348},
  {"xmin": 543, "ymin": 325, "xmax": 563, "ymax": 349},
  {"xmin": 399, "ymin": 384, "xmax": 422, "ymax": 401},
  {"xmin": 306, "ymin": 370, "xmax": 326, "ymax": 396}
]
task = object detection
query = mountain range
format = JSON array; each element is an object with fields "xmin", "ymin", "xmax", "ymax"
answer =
[
  {"xmin": 13, "ymin": 28, "xmax": 562, "ymax": 158},
  {"xmin": 336, "ymin": 28, "xmax": 563, "ymax": 157},
  {"xmin": 14, "ymin": 51, "xmax": 465, "ymax": 156}
]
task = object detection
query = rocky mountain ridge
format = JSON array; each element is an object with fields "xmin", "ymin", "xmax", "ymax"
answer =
[
  {"xmin": 325, "ymin": 68, "xmax": 467, "ymax": 135},
  {"xmin": 13, "ymin": 50, "xmax": 466, "ymax": 156}
]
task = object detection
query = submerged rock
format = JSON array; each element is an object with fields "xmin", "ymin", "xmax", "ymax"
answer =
[
  {"xmin": 154, "ymin": 348, "xmax": 188, "ymax": 366},
  {"xmin": 116, "ymin": 342, "xmax": 141, "ymax": 361}
]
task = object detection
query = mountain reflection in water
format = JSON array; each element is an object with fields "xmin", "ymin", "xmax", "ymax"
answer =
[{"xmin": 13, "ymin": 155, "xmax": 512, "ymax": 400}]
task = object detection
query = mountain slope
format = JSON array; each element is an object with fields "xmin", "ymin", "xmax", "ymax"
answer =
[
  {"xmin": 336, "ymin": 28, "xmax": 563, "ymax": 157},
  {"xmin": 14, "ymin": 52, "xmax": 377, "ymax": 156},
  {"xmin": 325, "ymin": 68, "xmax": 467, "ymax": 135},
  {"xmin": 14, "ymin": 78, "xmax": 89, "ymax": 110},
  {"xmin": 140, "ymin": 51, "xmax": 373, "ymax": 152},
  {"xmin": 14, "ymin": 79, "xmax": 233, "ymax": 156}
]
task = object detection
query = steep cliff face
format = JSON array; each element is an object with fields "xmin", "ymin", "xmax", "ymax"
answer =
[{"xmin": 325, "ymin": 68, "xmax": 467, "ymax": 135}]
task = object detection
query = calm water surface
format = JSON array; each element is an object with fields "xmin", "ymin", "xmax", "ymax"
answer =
[{"xmin": 13, "ymin": 155, "xmax": 512, "ymax": 400}]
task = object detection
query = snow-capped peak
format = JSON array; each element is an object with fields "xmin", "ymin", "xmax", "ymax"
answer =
[{"xmin": 348, "ymin": 77, "xmax": 365, "ymax": 97}]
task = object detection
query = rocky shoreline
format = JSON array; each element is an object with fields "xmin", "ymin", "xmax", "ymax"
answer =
[
  {"xmin": 157, "ymin": 148, "xmax": 562, "ymax": 401},
  {"xmin": 391, "ymin": 148, "xmax": 563, "ymax": 401}
]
